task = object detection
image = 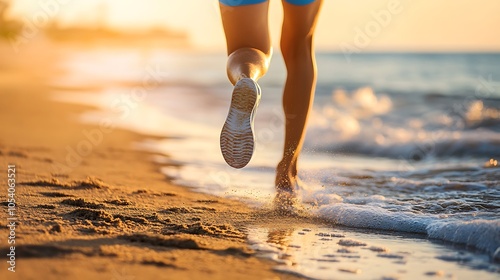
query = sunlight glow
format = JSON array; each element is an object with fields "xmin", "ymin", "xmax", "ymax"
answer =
[{"xmin": 6, "ymin": 0, "xmax": 500, "ymax": 51}]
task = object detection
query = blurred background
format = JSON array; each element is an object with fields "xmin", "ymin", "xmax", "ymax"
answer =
[{"xmin": 2, "ymin": 0, "xmax": 500, "ymax": 51}]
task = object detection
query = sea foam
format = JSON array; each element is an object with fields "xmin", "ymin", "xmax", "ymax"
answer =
[{"xmin": 315, "ymin": 202, "xmax": 500, "ymax": 258}]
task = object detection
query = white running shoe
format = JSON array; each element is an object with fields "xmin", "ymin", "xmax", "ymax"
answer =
[{"xmin": 220, "ymin": 78, "xmax": 261, "ymax": 169}]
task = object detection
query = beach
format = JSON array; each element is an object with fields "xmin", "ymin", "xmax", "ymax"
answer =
[
  {"xmin": 0, "ymin": 41, "xmax": 306, "ymax": 280},
  {"xmin": 2, "ymin": 0, "xmax": 500, "ymax": 278},
  {"xmin": 1, "ymin": 40, "xmax": 499, "ymax": 280}
]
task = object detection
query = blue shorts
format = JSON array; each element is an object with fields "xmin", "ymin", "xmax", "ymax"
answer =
[{"xmin": 220, "ymin": 0, "xmax": 315, "ymax": 6}]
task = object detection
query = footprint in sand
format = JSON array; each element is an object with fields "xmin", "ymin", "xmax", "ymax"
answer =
[{"xmin": 338, "ymin": 239, "xmax": 368, "ymax": 247}]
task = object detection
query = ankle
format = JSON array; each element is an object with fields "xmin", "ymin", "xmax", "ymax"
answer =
[{"xmin": 277, "ymin": 159, "xmax": 297, "ymax": 177}]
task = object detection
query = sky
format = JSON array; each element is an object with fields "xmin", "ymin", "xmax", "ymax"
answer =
[{"xmin": 6, "ymin": 0, "xmax": 500, "ymax": 51}]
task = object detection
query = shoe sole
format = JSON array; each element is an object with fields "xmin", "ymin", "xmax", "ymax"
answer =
[{"xmin": 220, "ymin": 78, "xmax": 261, "ymax": 169}]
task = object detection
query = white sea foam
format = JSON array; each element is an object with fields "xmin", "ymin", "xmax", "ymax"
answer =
[
  {"xmin": 316, "ymin": 204, "xmax": 430, "ymax": 233},
  {"xmin": 315, "ymin": 201, "xmax": 500, "ymax": 258},
  {"xmin": 427, "ymin": 220, "xmax": 500, "ymax": 259},
  {"xmin": 306, "ymin": 88, "xmax": 500, "ymax": 159}
]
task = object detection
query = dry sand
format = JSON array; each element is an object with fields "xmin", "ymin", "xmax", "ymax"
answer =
[{"xmin": 0, "ymin": 41, "xmax": 304, "ymax": 280}]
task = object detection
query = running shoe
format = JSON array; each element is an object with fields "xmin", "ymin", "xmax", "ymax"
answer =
[{"xmin": 220, "ymin": 78, "xmax": 261, "ymax": 169}]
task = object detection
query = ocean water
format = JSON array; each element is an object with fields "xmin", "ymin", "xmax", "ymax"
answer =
[{"xmin": 52, "ymin": 48, "xmax": 500, "ymax": 279}]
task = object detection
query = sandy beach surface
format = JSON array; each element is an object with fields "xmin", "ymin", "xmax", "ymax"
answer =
[{"xmin": 0, "ymin": 41, "xmax": 306, "ymax": 280}]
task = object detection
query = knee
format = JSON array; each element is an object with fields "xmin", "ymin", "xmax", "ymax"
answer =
[{"xmin": 280, "ymin": 33, "xmax": 314, "ymax": 62}]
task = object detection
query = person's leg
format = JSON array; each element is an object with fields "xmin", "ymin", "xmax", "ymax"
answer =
[
  {"xmin": 275, "ymin": 0, "xmax": 322, "ymax": 195},
  {"xmin": 219, "ymin": 1, "xmax": 272, "ymax": 84},
  {"xmin": 219, "ymin": 1, "xmax": 272, "ymax": 168}
]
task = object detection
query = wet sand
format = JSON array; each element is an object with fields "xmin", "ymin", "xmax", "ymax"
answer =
[{"xmin": 0, "ymin": 41, "xmax": 303, "ymax": 280}]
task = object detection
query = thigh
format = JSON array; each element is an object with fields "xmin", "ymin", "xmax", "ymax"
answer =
[
  {"xmin": 220, "ymin": 1, "xmax": 271, "ymax": 55},
  {"xmin": 281, "ymin": 0, "xmax": 322, "ymax": 38}
]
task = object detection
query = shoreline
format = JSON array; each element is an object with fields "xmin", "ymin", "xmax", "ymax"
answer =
[
  {"xmin": 1, "ymin": 41, "xmax": 499, "ymax": 280},
  {"xmin": 0, "ymin": 41, "xmax": 303, "ymax": 279}
]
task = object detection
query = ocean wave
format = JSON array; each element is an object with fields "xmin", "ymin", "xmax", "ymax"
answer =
[
  {"xmin": 307, "ymin": 87, "xmax": 500, "ymax": 159},
  {"xmin": 312, "ymin": 136, "xmax": 500, "ymax": 159},
  {"xmin": 427, "ymin": 220, "xmax": 500, "ymax": 259},
  {"xmin": 315, "ymin": 203, "xmax": 500, "ymax": 259}
]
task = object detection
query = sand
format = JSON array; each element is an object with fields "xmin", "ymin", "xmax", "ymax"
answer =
[{"xmin": 0, "ymin": 41, "xmax": 304, "ymax": 280}]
